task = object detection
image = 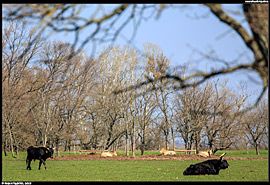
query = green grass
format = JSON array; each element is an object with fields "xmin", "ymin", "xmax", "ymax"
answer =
[
  {"xmin": 2, "ymin": 150, "xmax": 268, "ymax": 181},
  {"xmin": 212, "ymin": 150, "xmax": 268, "ymax": 158},
  {"xmin": 2, "ymin": 160, "xmax": 268, "ymax": 181}
]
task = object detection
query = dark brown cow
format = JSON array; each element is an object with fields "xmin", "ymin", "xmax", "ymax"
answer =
[
  {"xmin": 183, "ymin": 153, "xmax": 229, "ymax": 175},
  {"xmin": 26, "ymin": 146, "xmax": 54, "ymax": 170}
]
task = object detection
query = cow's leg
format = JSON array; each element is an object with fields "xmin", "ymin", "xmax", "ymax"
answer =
[
  {"xmin": 26, "ymin": 159, "xmax": 28, "ymax": 170},
  {"xmin": 38, "ymin": 160, "xmax": 42, "ymax": 170},
  {"xmin": 43, "ymin": 159, "xmax": 47, "ymax": 170},
  {"xmin": 39, "ymin": 159, "xmax": 47, "ymax": 170},
  {"xmin": 26, "ymin": 159, "xmax": 32, "ymax": 170}
]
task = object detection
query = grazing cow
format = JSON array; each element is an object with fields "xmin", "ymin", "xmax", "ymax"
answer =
[
  {"xmin": 26, "ymin": 146, "xmax": 54, "ymax": 170},
  {"xmin": 160, "ymin": 148, "xmax": 176, "ymax": 155},
  {"xmin": 100, "ymin": 150, "xmax": 117, "ymax": 157},
  {"xmin": 183, "ymin": 153, "xmax": 229, "ymax": 175},
  {"xmin": 198, "ymin": 149, "xmax": 213, "ymax": 157}
]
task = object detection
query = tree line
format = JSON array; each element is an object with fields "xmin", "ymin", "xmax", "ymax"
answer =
[{"xmin": 2, "ymin": 21, "xmax": 268, "ymax": 158}]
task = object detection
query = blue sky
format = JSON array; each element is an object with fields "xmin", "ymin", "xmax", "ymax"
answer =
[{"xmin": 44, "ymin": 4, "xmax": 265, "ymax": 104}]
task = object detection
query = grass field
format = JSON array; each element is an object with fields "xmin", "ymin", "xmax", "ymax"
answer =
[{"xmin": 2, "ymin": 150, "xmax": 269, "ymax": 181}]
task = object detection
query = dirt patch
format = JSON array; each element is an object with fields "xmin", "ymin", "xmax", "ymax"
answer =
[{"xmin": 49, "ymin": 153, "xmax": 268, "ymax": 161}]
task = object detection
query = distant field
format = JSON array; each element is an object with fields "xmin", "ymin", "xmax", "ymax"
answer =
[
  {"xmin": 2, "ymin": 150, "xmax": 268, "ymax": 181},
  {"xmin": 117, "ymin": 150, "xmax": 269, "ymax": 159},
  {"xmin": 3, "ymin": 149, "xmax": 268, "ymax": 159}
]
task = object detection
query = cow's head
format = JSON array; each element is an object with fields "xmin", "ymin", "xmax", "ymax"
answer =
[
  {"xmin": 160, "ymin": 148, "xmax": 166, "ymax": 153},
  {"xmin": 219, "ymin": 153, "xmax": 229, "ymax": 169},
  {"xmin": 207, "ymin": 149, "xmax": 213, "ymax": 155},
  {"xmin": 47, "ymin": 147, "xmax": 54, "ymax": 158},
  {"xmin": 220, "ymin": 159, "xmax": 229, "ymax": 169}
]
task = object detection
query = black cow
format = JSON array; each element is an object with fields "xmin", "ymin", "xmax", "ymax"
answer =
[
  {"xmin": 26, "ymin": 146, "xmax": 54, "ymax": 170},
  {"xmin": 183, "ymin": 153, "xmax": 229, "ymax": 175}
]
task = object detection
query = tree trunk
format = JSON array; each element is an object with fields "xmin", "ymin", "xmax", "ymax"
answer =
[
  {"xmin": 55, "ymin": 135, "xmax": 60, "ymax": 156},
  {"xmin": 14, "ymin": 137, "xmax": 19, "ymax": 157},
  {"xmin": 73, "ymin": 143, "xmax": 76, "ymax": 154},
  {"xmin": 132, "ymin": 125, "xmax": 136, "ymax": 157},
  {"xmin": 165, "ymin": 131, "xmax": 169, "ymax": 150},
  {"xmin": 126, "ymin": 130, "xmax": 129, "ymax": 156},
  {"xmin": 65, "ymin": 139, "xmax": 70, "ymax": 151},
  {"xmin": 8, "ymin": 124, "xmax": 16, "ymax": 158},
  {"xmin": 172, "ymin": 135, "xmax": 175, "ymax": 151},
  {"xmin": 138, "ymin": 127, "xmax": 147, "ymax": 156},
  {"xmin": 43, "ymin": 134, "xmax": 48, "ymax": 147},
  {"xmin": 185, "ymin": 141, "xmax": 188, "ymax": 154},
  {"xmin": 171, "ymin": 127, "xmax": 175, "ymax": 151},
  {"xmin": 57, "ymin": 147, "xmax": 60, "ymax": 156},
  {"xmin": 245, "ymin": 136, "xmax": 249, "ymax": 154},
  {"xmin": 4, "ymin": 142, "xmax": 8, "ymax": 156},
  {"xmin": 141, "ymin": 131, "xmax": 145, "ymax": 156},
  {"xmin": 194, "ymin": 133, "xmax": 199, "ymax": 155},
  {"xmin": 255, "ymin": 143, "xmax": 260, "ymax": 155},
  {"xmin": 195, "ymin": 144, "xmax": 198, "ymax": 155},
  {"xmin": 190, "ymin": 142, "xmax": 194, "ymax": 155},
  {"xmin": 3, "ymin": 130, "xmax": 8, "ymax": 156}
]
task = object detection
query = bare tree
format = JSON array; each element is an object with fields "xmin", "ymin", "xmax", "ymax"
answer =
[
  {"xmin": 201, "ymin": 80, "xmax": 248, "ymax": 154},
  {"xmin": 2, "ymin": 21, "xmax": 42, "ymax": 157},
  {"xmin": 51, "ymin": 51, "xmax": 96, "ymax": 155},
  {"xmin": 2, "ymin": 4, "xmax": 268, "ymax": 155},
  {"xmin": 242, "ymin": 98, "xmax": 268, "ymax": 155},
  {"xmin": 116, "ymin": 4, "xmax": 267, "ymax": 109},
  {"xmin": 86, "ymin": 46, "xmax": 140, "ymax": 151},
  {"xmin": 173, "ymin": 78, "xmax": 212, "ymax": 153},
  {"xmin": 136, "ymin": 86, "xmax": 157, "ymax": 155},
  {"xmin": 27, "ymin": 41, "xmax": 72, "ymax": 147},
  {"xmin": 143, "ymin": 43, "xmax": 176, "ymax": 150},
  {"xmin": 4, "ymin": 4, "xmax": 267, "ymax": 104}
]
